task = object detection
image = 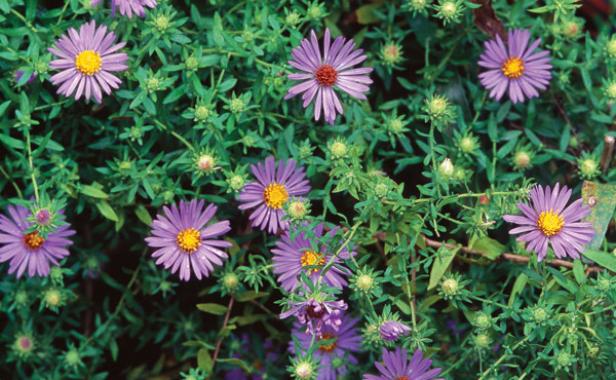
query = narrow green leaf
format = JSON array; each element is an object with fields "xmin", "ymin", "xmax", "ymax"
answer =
[
  {"xmin": 134, "ymin": 205, "xmax": 152, "ymax": 226},
  {"xmin": 428, "ymin": 244, "xmax": 460, "ymax": 290},
  {"xmin": 96, "ymin": 201, "xmax": 119, "ymax": 222},
  {"xmin": 583, "ymin": 250, "xmax": 616, "ymax": 272},
  {"xmin": 508, "ymin": 273, "xmax": 528, "ymax": 306},
  {"xmin": 572, "ymin": 260, "xmax": 586, "ymax": 284},
  {"xmin": 235, "ymin": 291, "xmax": 268, "ymax": 302},
  {"xmin": 81, "ymin": 184, "xmax": 109, "ymax": 199},
  {"xmin": 197, "ymin": 349, "xmax": 213, "ymax": 372},
  {"xmin": 196, "ymin": 303, "xmax": 228, "ymax": 315}
]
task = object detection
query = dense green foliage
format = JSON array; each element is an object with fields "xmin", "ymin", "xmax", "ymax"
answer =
[{"xmin": 0, "ymin": 0, "xmax": 615, "ymax": 379}]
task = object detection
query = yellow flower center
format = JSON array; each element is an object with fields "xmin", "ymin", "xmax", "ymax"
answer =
[
  {"xmin": 176, "ymin": 228, "xmax": 201, "ymax": 253},
  {"xmin": 263, "ymin": 182, "xmax": 288, "ymax": 209},
  {"xmin": 23, "ymin": 231, "xmax": 45, "ymax": 250},
  {"xmin": 536, "ymin": 210, "xmax": 565, "ymax": 237},
  {"xmin": 300, "ymin": 250, "xmax": 325, "ymax": 273},
  {"xmin": 501, "ymin": 57, "xmax": 525, "ymax": 79},
  {"xmin": 75, "ymin": 50, "xmax": 102, "ymax": 76},
  {"xmin": 318, "ymin": 332, "xmax": 338, "ymax": 352}
]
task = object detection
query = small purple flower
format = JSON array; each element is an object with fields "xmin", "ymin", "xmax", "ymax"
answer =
[
  {"xmin": 285, "ymin": 29, "xmax": 373, "ymax": 124},
  {"xmin": 145, "ymin": 200, "xmax": 232, "ymax": 281},
  {"xmin": 363, "ymin": 347, "xmax": 443, "ymax": 380},
  {"xmin": 0, "ymin": 205, "xmax": 75, "ymax": 278},
  {"xmin": 272, "ymin": 223, "xmax": 353, "ymax": 292},
  {"xmin": 291, "ymin": 313, "xmax": 362, "ymax": 380},
  {"xmin": 503, "ymin": 184, "xmax": 594, "ymax": 261},
  {"xmin": 478, "ymin": 29, "xmax": 552, "ymax": 103},
  {"xmin": 91, "ymin": 0, "xmax": 157, "ymax": 17},
  {"xmin": 280, "ymin": 297, "xmax": 347, "ymax": 336},
  {"xmin": 15, "ymin": 70, "xmax": 36, "ymax": 84},
  {"xmin": 238, "ymin": 156, "xmax": 310, "ymax": 234},
  {"xmin": 379, "ymin": 320, "xmax": 411, "ymax": 342},
  {"xmin": 49, "ymin": 20, "xmax": 128, "ymax": 103}
]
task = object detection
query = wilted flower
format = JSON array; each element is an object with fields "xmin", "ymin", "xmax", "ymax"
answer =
[
  {"xmin": 272, "ymin": 223, "xmax": 353, "ymax": 291},
  {"xmin": 478, "ymin": 29, "xmax": 552, "ymax": 103},
  {"xmin": 503, "ymin": 184, "xmax": 594, "ymax": 261},
  {"xmin": 280, "ymin": 297, "xmax": 348, "ymax": 336},
  {"xmin": 379, "ymin": 320, "xmax": 411, "ymax": 341},
  {"xmin": 145, "ymin": 200, "xmax": 232, "ymax": 281},
  {"xmin": 238, "ymin": 156, "xmax": 310, "ymax": 234},
  {"xmin": 363, "ymin": 347, "xmax": 443, "ymax": 380},
  {"xmin": 291, "ymin": 313, "xmax": 362, "ymax": 380},
  {"xmin": 0, "ymin": 205, "xmax": 75, "ymax": 278},
  {"xmin": 285, "ymin": 29, "xmax": 373, "ymax": 124},
  {"xmin": 49, "ymin": 20, "xmax": 128, "ymax": 102}
]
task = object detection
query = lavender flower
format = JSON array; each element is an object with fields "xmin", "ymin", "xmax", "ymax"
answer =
[
  {"xmin": 291, "ymin": 313, "xmax": 362, "ymax": 380},
  {"xmin": 478, "ymin": 29, "xmax": 551, "ymax": 103},
  {"xmin": 363, "ymin": 347, "xmax": 443, "ymax": 380},
  {"xmin": 272, "ymin": 223, "xmax": 353, "ymax": 292},
  {"xmin": 92, "ymin": 0, "xmax": 157, "ymax": 17},
  {"xmin": 238, "ymin": 156, "xmax": 310, "ymax": 234},
  {"xmin": 49, "ymin": 20, "xmax": 128, "ymax": 103},
  {"xmin": 280, "ymin": 297, "xmax": 347, "ymax": 336},
  {"xmin": 145, "ymin": 200, "xmax": 232, "ymax": 281},
  {"xmin": 379, "ymin": 320, "xmax": 411, "ymax": 341},
  {"xmin": 285, "ymin": 29, "xmax": 373, "ymax": 124},
  {"xmin": 503, "ymin": 184, "xmax": 594, "ymax": 261},
  {"xmin": 0, "ymin": 205, "xmax": 75, "ymax": 278}
]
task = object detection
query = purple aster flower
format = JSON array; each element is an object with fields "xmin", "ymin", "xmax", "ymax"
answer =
[
  {"xmin": 49, "ymin": 20, "xmax": 128, "ymax": 103},
  {"xmin": 145, "ymin": 200, "xmax": 232, "ymax": 281},
  {"xmin": 478, "ymin": 29, "xmax": 551, "ymax": 104},
  {"xmin": 285, "ymin": 29, "xmax": 373, "ymax": 124},
  {"xmin": 363, "ymin": 347, "xmax": 443, "ymax": 380},
  {"xmin": 379, "ymin": 320, "xmax": 411, "ymax": 342},
  {"xmin": 238, "ymin": 156, "xmax": 310, "ymax": 235},
  {"xmin": 503, "ymin": 184, "xmax": 594, "ymax": 261},
  {"xmin": 0, "ymin": 205, "xmax": 75, "ymax": 278},
  {"xmin": 280, "ymin": 297, "xmax": 347, "ymax": 336},
  {"xmin": 290, "ymin": 313, "xmax": 362, "ymax": 380},
  {"xmin": 272, "ymin": 223, "xmax": 353, "ymax": 292}
]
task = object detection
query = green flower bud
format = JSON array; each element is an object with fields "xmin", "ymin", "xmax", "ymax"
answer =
[
  {"xmin": 533, "ymin": 307, "xmax": 548, "ymax": 323},
  {"xmin": 459, "ymin": 135, "xmax": 478, "ymax": 154},
  {"xmin": 513, "ymin": 150, "xmax": 532, "ymax": 170},
  {"xmin": 473, "ymin": 333, "xmax": 492, "ymax": 349},
  {"xmin": 196, "ymin": 154, "xmax": 216, "ymax": 174},
  {"xmin": 606, "ymin": 37, "xmax": 616, "ymax": 58},
  {"xmin": 65, "ymin": 349, "xmax": 82, "ymax": 367},
  {"xmin": 293, "ymin": 360, "xmax": 315, "ymax": 379},
  {"xmin": 194, "ymin": 105, "xmax": 212, "ymax": 122},
  {"xmin": 287, "ymin": 199, "xmax": 309, "ymax": 220},
  {"xmin": 222, "ymin": 272, "xmax": 240, "ymax": 292},
  {"xmin": 441, "ymin": 277, "xmax": 459, "ymax": 296},
  {"xmin": 475, "ymin": 313, "xmax": 492, "ymax": 330},
  {"xmin": 381, "ymin": 43, "xmax": 403, "ymax": 66},
  {"xmin": 285, "ymin": 11, "xmax": 301, "ymax": 26},
  {"xmin": 356, "ymin": 274, "xmax": 375, "ymax": 292},
  {"xmin": 185, "ymin": 56, "xmax": 199, "ymax": 71},
  {"xmin": 578, "ymin": 154, "xmax": 600, "ymax": 179},
  {"xmin": 13, "ymin": 334, "xmax": 35, "ymax": 358},
  {"xmin": 230, "ymin": 98, "xmax": 246, "ymax": 114},
  {"xmin": 329, "ymin": 139, "xmax": 349, "ymax": 159},
  {"xmin": 154, "ymin": 15, "xmax": 171, "ymax": 32},
  {"xmin": 227, "ymin": 174, "xmax": 246, "ymax": 192},
  {"xmin": 556, "ymin": 351, "xmax": 573, "ymax": 368},
  {"xmin": 438, "ymin": 158, "xmax": 455, "ymax": 178}
]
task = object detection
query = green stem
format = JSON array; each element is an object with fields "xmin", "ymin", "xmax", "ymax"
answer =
[{"xmin": 24, "ymin": 127, "xmax": 39, "ymax": 202}]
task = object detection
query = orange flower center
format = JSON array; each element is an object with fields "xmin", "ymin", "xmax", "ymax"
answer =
[
  {"xmin": 394, "ymin": 377, "xmax": 409, "ymax": 380},
  {"xmin": 176, "ymin": 228, "xmax": 201, "ymax": 253},
  {"xmin": 300, "ymin": 250, "xmax": 325, "ymax": 273},
  {"xmin": 315, "ymin": 64, "xmax": 338, "ymax": 87},
  {"xmin": 501, "ymin": 57, "xmax": 525, "ymax": 79},
  {"xmin": 318, "ymin": 332, "xmax": 338, "ymax": 352},
  {"xmin": 23, "ymin": 231, "xmax": 45, "ymax": 250},
  {"xmin": 263, "ymin": 182, "xmax": 288, "ymax": 209},
  {"xmin": 536, "ymin": 210, "xmax": 565, "ymax": 237}
]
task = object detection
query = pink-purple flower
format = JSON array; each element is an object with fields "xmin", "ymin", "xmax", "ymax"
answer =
[
  {"xmin": 363, "ymin": 347, "xmax": 443, "ymax": 380},
  {"xmin": 379, "ymin": 320, "xmax": 411, "ymax": 341},
  {"xmin": 92, "ymin": 0, "xmax": 157, "ymax": 18},
  {"xmin": 478, "ymin": 29, "xmax": 551, "ymax": 104},
  {"xmin": 49, "ymin": 20, "xmax": 128, "ymax": 103},
  {"xmin": 145, "ymin": 200, "xmax": 232, "ymax": 281},
  {"xmin": 0, "ymin": 205, "xmax": 75, "ymax": 278},
  {"xmin": 290, "ymin": 313, "xmax": 362, "ymax": 380},
  {"xmin": 280, "ymin": 297, "xmax": 347, "ymax": 336},
  {"xmin": 272, "ymin": 223, "xmax": 353, "ymax": 292},
  {"xmin": 285, "ymin": 29, "xmax": 373, "ymax": 124},
  {"xmin": 238, "ymin": 156, "xmax": 310, "ymax": 234},
  {"xmin": 503, "ymin": 184, "xmax": 594, "ymax": 261}
]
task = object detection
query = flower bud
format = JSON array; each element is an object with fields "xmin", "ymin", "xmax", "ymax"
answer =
[
  {"xmin": 287, "ymin": 199, "xmax": 310, "ymax": 220},
  {"xmin": 222, "ymin": 272, "xmax": 240, "ymax": 292},
  {"xmin": 13, "ymin": 334, "xmax": 34, "ymax": 358},
  {"xmin": 606, "ymin": 36, "xmax": 616, "ymax": 58},
  {"xmin": 328, "ymin": 139, "xmax": 349, "ymax": 159},
  {"xmin": 379, "ymin": 320, "xmax": 411, "ymax": 341},
  {"xmin": 556, "ymin": 351, "xmax": 573, "ymax": 368},
  {"xmin": 381, "ymin": 42, "xmax": 403, "ymax": 66},
  {"xmin": 513, "ymin": 150, "xmax": 533, "ymax": 170},
  {"xmin": 577, "ymin": 154, "xmax": 600, "ymax": 179},
  {"xmin": 230, "ymin": 97, "xmax": 246, "ymax": 114},
  {"xmin": 293, "ymin": 360, "xmax": 315, "ymax": 379},
  {"xmin": 474, "ymin": 313, "xmax": 492, "ymax": 330},
  {"xmin": 441, "ymin": 277, "xmax": 459, "ymax": 296},
  {"xmin": 407, "ymin": 0, "xmax": 428, "ymax": 13},
  {"xmin": 473, "ymin": 333, "xmax": 492, "ymax": 349},
  {"xmin": 196, "ymin": 154, "xmax": 216, "ymax": 174},
  {"xmin": 65, "ymin": 349, "xmax": 82, "ymax": 367},
  {"xmin": 154, "ymin": 15, "xmax": 171, "ymax": 32},
  {"xmin": 459, "ymin": 135, "xmax": 478, "ymax": 154},
  {"xmin": 604, "ymin": 80, "xmax": 616, "ymax": 100},
  {"xmin": 285, "ymin": 11, "xmax": 301, "ymax": 26},
  {"xmin": 438, "ymin": 158, "xmax": 455, "ymax": 178}
]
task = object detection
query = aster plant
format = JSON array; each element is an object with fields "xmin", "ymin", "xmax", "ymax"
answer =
[
  {"xmin": 504, "ymin": 184, "xmax": 594, "ymax": 261},
  {"xmin": 363, "ymin": 347, "xmax": 443, "ymax": 380},
  {"xmin": 478, "ymin": 29, "xmax": 552, "ymax": 103},
  {"xmin": 145, "ymin": 200, "xmax": 232, "ymax": 281},
  {"xmin": 285, "ymin": 29, "xmax": 373, "ymax": 124},
  {"xmin": 49, "ymin": 20, "xmax": 128, "ymax": 102}
]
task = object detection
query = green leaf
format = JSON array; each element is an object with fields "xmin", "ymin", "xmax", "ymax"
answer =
[
  {"xmin": 197, "ymin": 349, "xmax": 213, "ymax": 372},
  {"xmin": 582, "ymin": 250, "xmax": 616, "ymax": 272},
  {"xmin": 134, "ymin": 205, "xmax": 152, "ymax": 226},
  {"xmin": 468, "ymin": 235, "xmax": 506, "ymax": 260},
  {"xmin": 110, "ymin": 339, "xmax": 119, "ymax": 361},
  {"xmin": 235, "ymin": 291, "xmax": 268, "ymax": 302},
  {"xmin": 428, "ymin": 244, "xmax": 460, "ymax": 290},
  {"xmin": 572, "ymin": 260, "xmax": 586, "ymax": 284},
  {"xmin": 508, "ymin": 273, "xmax": 528, "ymax": 306},
  {"xmin": 196, "ymin": 303, "xmax": 228, "ymax": 315},
  {"xmin": 96, "ymin": 201, "xmax": 119, "ymax": 222},
  {"xmin": 356, "ymin": 3, "xmax": 382, "ymax": 25},
  {"xmin": 582, "ymin": 181, "xmax": 616, "ymax": 249},
  {"xmin": 80, "ymin": 184, "xmax": 109, "ymax": 199}
]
